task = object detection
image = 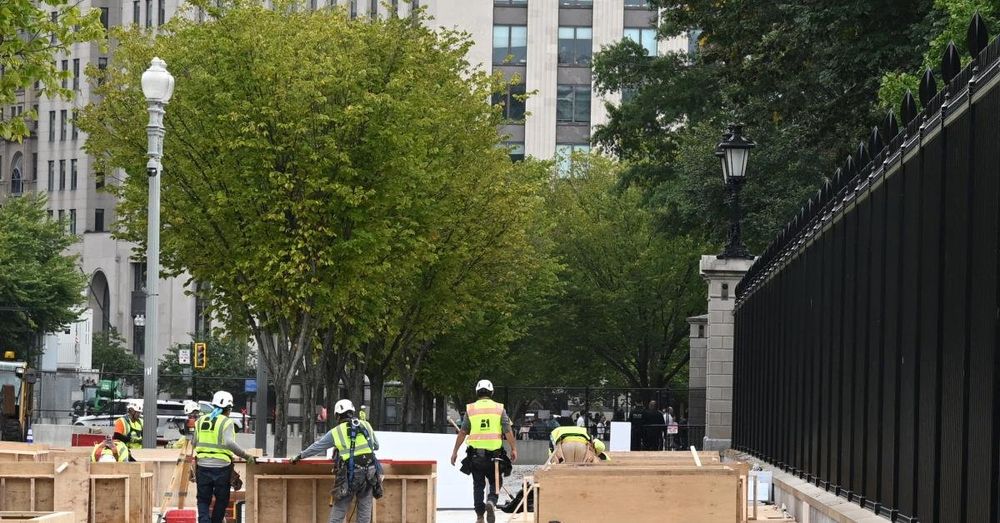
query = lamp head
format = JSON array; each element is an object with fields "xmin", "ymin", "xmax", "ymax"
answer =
[
  {"xmin": 141, "ymin": 57, "xmax": 175, "ymax": 103},
  {"xmin": 717, "ymin": 124, "xmax": 755, "ymax": 184}
]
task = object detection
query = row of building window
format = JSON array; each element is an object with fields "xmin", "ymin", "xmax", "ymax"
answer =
[
  {"xmin": 133, "ymin": 0, "xmax": 165, "ymax": 27},
  {"xmin": 503, "ymin": 142, "xmax": 590, "ymax": 174},
  {"xmin": 45, "ymin": 159, "xmax": 79, "ymax": 192},
  {"xmin": 493, "ymin": 82, "xmax": 593, "ymax": 124},
  {"xmin": 48, "ymin": 110, "xmax": 79, "ymax": 142},
  {"xmin": 494, "ymin": 25, "xmax": 658, "ymax": 66},
  {"xmin": 46, "ymin": 208, "xmax": 105, "ymax": 233},
  {"xmin": 495, "ymin": 1, "xmax": 651, "ymax": 6}
]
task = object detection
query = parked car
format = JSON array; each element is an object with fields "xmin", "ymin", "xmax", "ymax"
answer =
[{"xmin": 72, "ymin": 399, "xmax": 189, "ymax": 436}]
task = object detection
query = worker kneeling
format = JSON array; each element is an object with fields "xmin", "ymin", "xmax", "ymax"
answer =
[
  {"xmin": 549, "ymin": 417, "xmax": 608, "ymax": 464},
  {"xmin": 91, "ymin": 435, "xmax": 129, "ymax": 463},
  {"xmin": 194, "ymin": 391, "xmax": 256, "ymax": 523},
  {"xmin": 291, "ymin": 399, "xmax": 383, "ymax": 523}
]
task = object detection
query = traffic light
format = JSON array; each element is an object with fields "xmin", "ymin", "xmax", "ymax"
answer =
[{"xmin": 194, "ymin": 342, "xmax": 207, "ymax": 369}]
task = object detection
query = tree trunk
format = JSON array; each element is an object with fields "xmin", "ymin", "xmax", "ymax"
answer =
[
  {"xmin": 300, "ymin": 355, "xmax": 316, "ymax": 449},
  {"xmin": 435, "ymin": 395, "xmax": 446, "ymax": 433},
  {"xmin": 369, "ymin": 372, "xmax": 385, "ymax": 430},
  {"xmin": 273, "ymin": 381, "xmax": 289, "ymax": 457}
]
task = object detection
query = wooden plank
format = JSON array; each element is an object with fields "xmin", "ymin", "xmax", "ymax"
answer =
[
  {"xmin": 0, "ymin": 512, "xmax": 75, "ymax": 523},
  {"xmin": 52, "ymin": 453, "xmax": 88, "ymax": 523},
  {"xmin": 535, "ymin": 466, "xmax": 740, "ymax": 523}
]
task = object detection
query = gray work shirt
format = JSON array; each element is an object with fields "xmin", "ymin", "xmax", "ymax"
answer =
[
  {"xmin": 300, "ymin": 420, "xmax": 379, "ymax": 459},
  {"xmin": 193, "ymin": 415, "xmax": 251, "ymax": 468}
]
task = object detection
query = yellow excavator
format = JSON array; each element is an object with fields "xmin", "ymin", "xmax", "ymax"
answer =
[{"xmin": 0, "ymin": 351, "xmax": 36, "ymax": 441}]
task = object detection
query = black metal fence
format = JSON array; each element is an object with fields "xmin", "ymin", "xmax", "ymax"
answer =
[{"xmin": 733, "ymin": 30, "xmax": 1000, "ymax": 523}]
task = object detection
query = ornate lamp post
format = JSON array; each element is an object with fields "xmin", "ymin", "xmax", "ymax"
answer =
[
  {"xmin": 716, "ymin": 124, "xmax": 755, "ymax": 259},
  {"xmin": 140, "ymin": 57, "xmax": 174, "ymax": 448}
]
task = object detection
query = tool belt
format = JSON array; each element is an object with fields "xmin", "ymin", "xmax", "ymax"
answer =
[
  {"xmin": 332, "ymin": 454, "xmax": 383, "ymax": 501},
  {"xmin": 461, "ymin": 447, "xmax": 512, "ymax": 477}
]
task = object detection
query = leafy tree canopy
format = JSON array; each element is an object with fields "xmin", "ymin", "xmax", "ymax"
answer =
[
  {"xmin": 0, "ymin": 0, "xmax": 105, "ymax": 140},
  {"xmin": 0, "ymin": 194, "xmax": 85, "ymax": 355},
  {"xmin": 91, "ymin": 328, "xmax": 143, "ymax": 388}
]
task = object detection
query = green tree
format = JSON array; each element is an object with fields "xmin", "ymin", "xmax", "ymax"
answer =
[
  {"xmin": 0, "ymin": 0, "xmax": 105, "ymax": 140},
  {"xmin": 0, "ymin": 195, "xmax": 85, "ymax": 357},
  {"xmin": 91, "ymin": 328, "xmax": 143, "ymax": 388},
  {"xmin": 593, "ymin": 0, "xmax": 936, "ymax": 250},
  {"xmin": 158, "ymin": 334, "xmax": 254, "ymax": 404},
  {"xmin": 80, "ymin": 0, "xmax": 533, "ymax": 454},
  {"xmin": 533, "ymin": 155, "xmax": 708, "ymax": 389}
]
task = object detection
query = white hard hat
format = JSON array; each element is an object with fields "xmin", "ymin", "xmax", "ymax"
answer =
[
  {"xmin": 334, "ymin": 399, "xmax": 355, "ymax": 415},
  {"xmin": 128, "ymin": 400, "xmax": 143, "ymax": 413},
  {"xmin": 184, "ymin": 401, "xmax": 201, "ymax": 415},
  {"xmin": 212, "ymin": 390, "xmax": 234, "ymax": 409},
  {"xmin": 475, "ymin": 379, "xmax": 494, "ymax": 393},
  {"xmin": 98, "ymin": 451, "xmax": 117, "ymax": 463}
]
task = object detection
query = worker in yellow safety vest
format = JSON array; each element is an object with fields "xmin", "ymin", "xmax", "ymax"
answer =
[
  {"xmin": 450, "ymin": 379, "xmax": 518, "ymax": 523},
  {"xmin": 548, "ymin": 416, "xmax": 609, "ymax": 463},
  {"xmin": 194, "ymin": 391, "xmax": 255, "ymax": 523},
  {"xmin": 290, "ymin": 399, "xmax": 383, "ymax": 523},
  {"xmin": 113, "ymin": 400, "xmax": 143, "ymax": 451},
  {"xmin": 91, "ymin": 435, "xmax": 130, "ymax": 462}
]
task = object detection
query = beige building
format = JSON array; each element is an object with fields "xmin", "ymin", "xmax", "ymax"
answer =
[{"xmin": 0, "ymin": 0, "xmax": 685, "ymax": 365}]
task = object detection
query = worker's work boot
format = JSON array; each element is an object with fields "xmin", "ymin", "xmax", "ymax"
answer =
[
  {"xmin": 475, "ymin": 516, "xmax": 485, "ymax": 523},
  {"xmin": 486, "ymin": 501, "xmax": 496, "ymax": 523}
]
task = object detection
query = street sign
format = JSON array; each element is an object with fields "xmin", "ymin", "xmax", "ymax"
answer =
[
  {"xmin": 244, "ymin": 379, "xmax": 257, "ymax": 393},
  {"xmin": 178, "ymin": 349, "xmax": 191, "ymax": 365}
]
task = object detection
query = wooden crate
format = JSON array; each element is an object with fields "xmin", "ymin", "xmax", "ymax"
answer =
[
  {"xmin": 246, "ymin": 460, "xmax": 436, "ymax": 523},
  {"xmin": 132, "ymin": 447, "xmax": 262, "ymax": 510},
  {"xmin": 0, "ymin": 512, "xmax": 75, "ymax": 522},
  {"xmin": 533, "ymin": 465, "xmax": 741, "ymax": 523},
  {"xmin": 0, "ymin": 463, "xmax": 55, "ymax": 512},
  {"xmin": 89, "ymin": 462, "xmax": 153, "ymax": 523},
  {"xmin": 0, "ymin": 512, "xmax": 75, "ymax": 523}
]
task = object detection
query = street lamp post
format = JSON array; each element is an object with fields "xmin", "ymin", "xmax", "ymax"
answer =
[
  {"xmin": 715, "ymin": 124, "xmax": 755, "ymax": 259},
  {"xmin": 140, "ymin": 57, "xmax": 174, "ymax": 448}
]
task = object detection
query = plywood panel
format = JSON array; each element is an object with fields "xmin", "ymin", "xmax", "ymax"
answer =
[
  {"xmin": 535, "ymin": 467, "xmax": 740, "ymax": 523},
  {"xmin": 52, "ymin": 452, "xmax": 89, "ymax": 523},
  {"xmin": 0, "ymin": 464, "xmax": 56, "ymax": 513}
]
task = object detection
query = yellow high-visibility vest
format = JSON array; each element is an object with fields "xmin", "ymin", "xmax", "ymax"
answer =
[
  {"xmin": 466, "ymin": 399, "xmax": 504, "ymax": 451},
  {"xmin": 116, "ymin": 416, "xmax": 143, "ymax": 449},
  {"xmin": 330, "ymin": 420, "xmax": 376, "ymax": 461},
  {"xmin": 194, "ymin": 415, "xmax": 236, "ymax": 463}
]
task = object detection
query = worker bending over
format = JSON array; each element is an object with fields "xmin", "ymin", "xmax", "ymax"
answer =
[
  {"xmin": 450, "ymin": 379, "xmax": 518, "ymax": 523},
  {"xmin": 291, "ymin": 399, "xmax": 383, "ymax": 523},
  {"xmin": 172, "ymin": 400, "xmax": 201, "ymax": 449},
  {"xmin": 194, "ymin": 391, "xmax": 255, "ymax": 523},
  {"xmin": 549, "ymin": 417, "xmax": 608, "ymax": 463},
  {"xmin": 91, "ymin": 435, "xmax": 130, "ymax": 462},
  {"xmin": 113, "ymin": 400, "xmax": 143, "ymax": 452}
]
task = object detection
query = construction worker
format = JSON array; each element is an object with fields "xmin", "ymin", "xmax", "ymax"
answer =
[
  {"xmin": 172, "ymin": 401, "xmax": 202, "ymax": 448},
  {"xmin": 450, "ymin": 379, "xmax": 518, "ymax": 523},
  {"xmin": 113, "ymin": 400, "xmax": 143, "ymax": 450},
  {"xmin": 91, "ymin": 434, "xmax": 130, "ymax": 462},
  {"xmin": 194, "ymin": 391, "xmax": 256, "ymax": 523},
  {"xmin": 549, "ymin": 417, "xmax": 608, "ymax": 463},
  {"xmin": 290, "ymin": 399, "xmax": 382, "ymax": 523}
]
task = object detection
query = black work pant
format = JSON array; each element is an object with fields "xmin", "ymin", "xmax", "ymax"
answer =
[
  {"xmin": 471, "ymin": 460, "xmax": 501, "ymax": 516},
  {"xmin": 196, "ymin": 465, "xmax": 232, "ymax": 523}
]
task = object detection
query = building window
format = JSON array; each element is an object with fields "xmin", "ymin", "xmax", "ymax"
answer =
[
  {"xmin": 58, "ymin": 209, "xmax": 64, "ymax": 224},
  {"xmin": 70, "ymin": 159, "xmax": 78, "ymax": 190},
  {"xmin": 69, "ymin": 209, "xmax": 77, "ymax": 234},
  {"xmin": 507, "ymin": 143, "xmax": 525, "ymax": 162},
  {"xmin": 370, "ymin": 0, "xmax": 378, "ymax": 19},
  {"xmin": 493, "ymin": 83, "xmax": 526, "ymax": 121},
  {"xmin": 71, "ymin": 111, "xmax": 78, "ymax": 140},
  {"xmin": 60, "ymin": 110, "xmax": 66, "ymax": 140},
  {"xmin": 495, "ymin": 0, "xmax": 527, "ymax": 4},
  {"xmin": 50, "ymin": 12, "xmax": 58, "ymax": 44},
  {"xmin": 145, "ymin": 0, "xmax": 151, "ymax": 27},
  {"xmin": 194, "ymin": 282, "xmax": 211, "ymax": 337},
  {"xmin": 96, "ymin": 171, "xmax": 105, "ymax": 189},
  {"xmin": 559, "ymin": 0, "xmax": 592, "ymax": 6},
  {"xmin": 59, "ymin": 160, "xmax": 66, "ymax": 190},
  {"xmin": 556, "ymin": 143, "xmax": 590, "ymax": 174},
  {"xmin": 158, "ymin": 0, "xmax": 165, "ymax": 25},
  {"xmin": 73, "ymin": 59, "xmax": 79, "ymax": 90},
  {"xmin": 558, "ymin": 27, "xmax": 593, "ymax": 66},
  {"xmin": 95, "ymin": 209, "xmax": 105, "ymax": 233},
  {"xmin": 10, "ymin": 168, "xmax": 21, "ymax": 195},
  {"xmin": 624, "ymin": 0, "xmax": 649, "ymax": 6},
  {"xmin": 32, "ymin": 153, "xmax": 37, "ymax": 181},
  {"xmin": 133, "ymin": 0, "xmax": 140, "ymax": 24},
  {"xmin": 48, "ymin": 111, "xmax": 55, "ymax": 141},
  {"xmin": 350, "ymin": 0, "xmax": 357, "ymax": 18},
  {"xmin": 624, "ymin": 28, "xmax": 658, "ymax": 56},
  {"xmin": 61, "ymin": 60, "xmax": 68, "ymax": 89},
  {"xmin": 47, "ymin": 161, "xmax": 54, "ymax": 191},
  {"xmin": 100, "ymin": 7, "xmax": 110, "ymax": 30},
  {"xmin": 493, "ymin": 25, "xmax": 527, "ymax": 65},
  {"xmin": 47, "ymin": 210, "xmax": 53, "ymax": 220},
  {"xmin": 557, "ymin": 84, "xmax": 591, "ymax": 123}
]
